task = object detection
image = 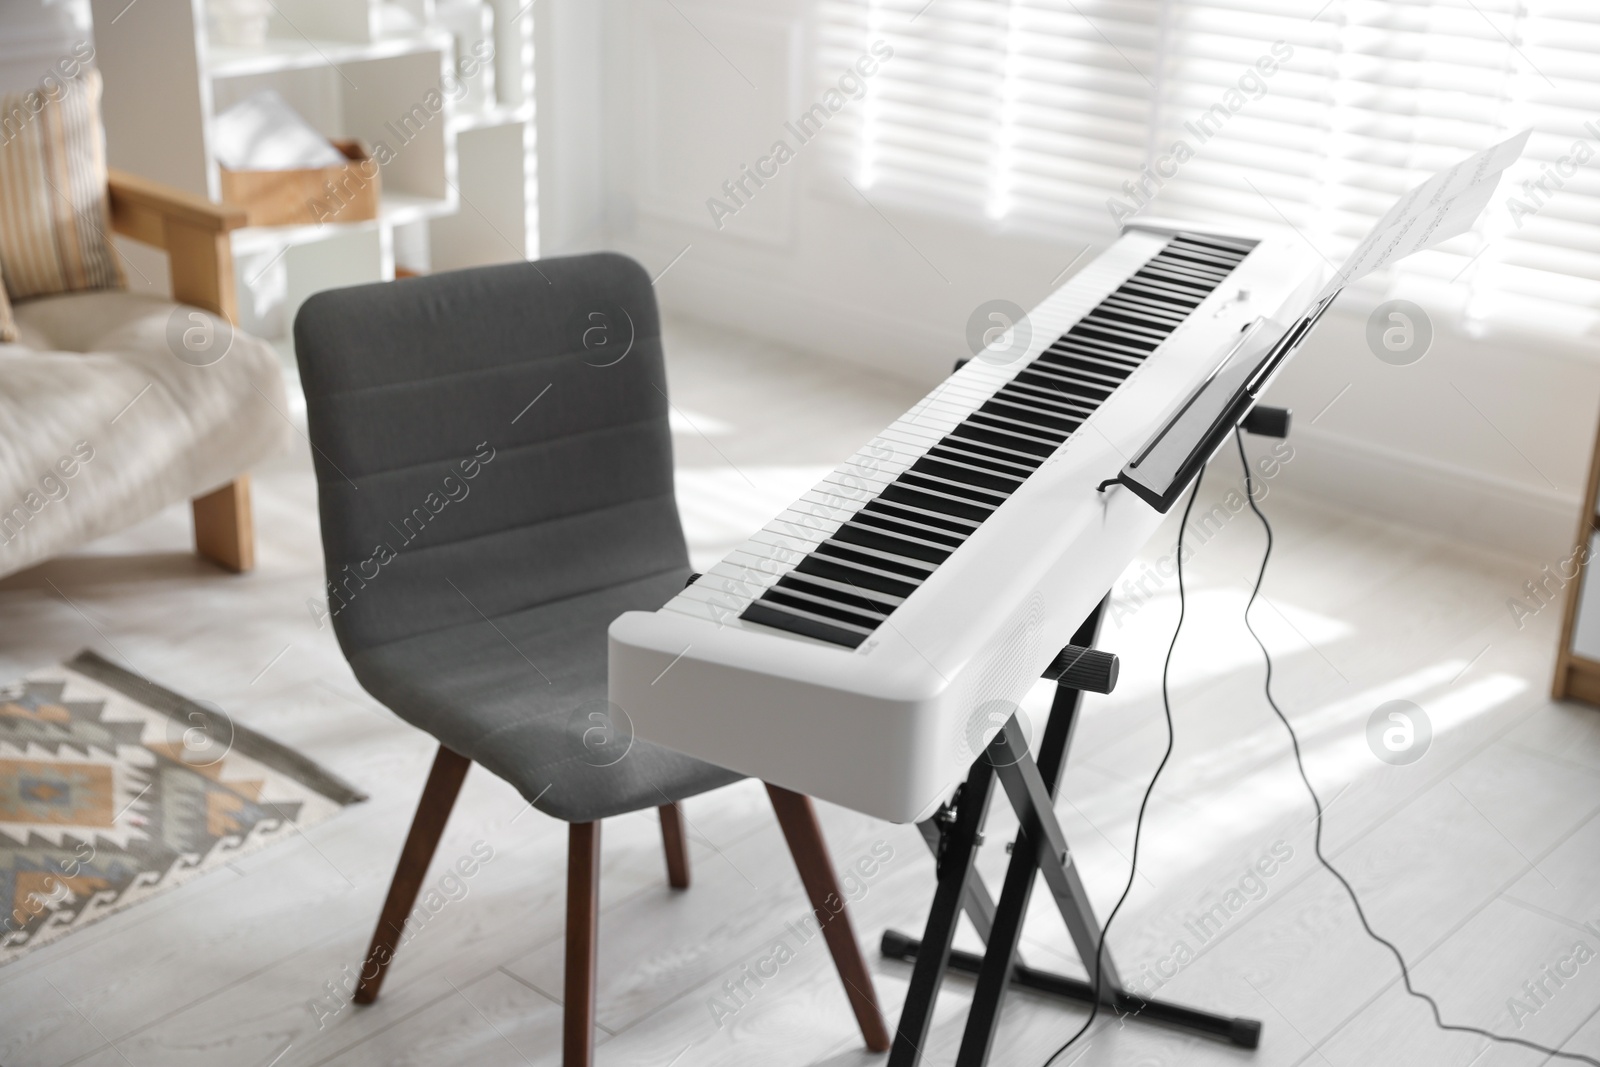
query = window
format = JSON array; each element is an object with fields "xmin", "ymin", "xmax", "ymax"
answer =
[{"xmin": 820, "ymin": 0, "xmax": 1600, "ymax": 334}]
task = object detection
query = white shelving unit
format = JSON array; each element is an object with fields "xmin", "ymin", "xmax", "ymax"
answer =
[{"xmin": 88, "ymin": 0, "xmax": 537, "ymax": 351}]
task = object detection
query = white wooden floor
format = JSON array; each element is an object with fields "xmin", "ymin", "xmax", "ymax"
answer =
[{"xmin": 3, "ymin": 316, "xmax": 1599, "ymax": 1067}]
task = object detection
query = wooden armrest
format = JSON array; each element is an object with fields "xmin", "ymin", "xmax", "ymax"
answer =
[
  {"xmin": 107, "ymin": 167, "xmax": 246, "ymax": 240},
  {"xmin": 105, "ymin": 167, "xmax": 242, "ymax": 324}
]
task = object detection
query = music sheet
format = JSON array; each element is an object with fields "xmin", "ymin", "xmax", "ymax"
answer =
[{"xmin": 1315, "ymin": 129, "xmax": 1532, "ymax": 303}]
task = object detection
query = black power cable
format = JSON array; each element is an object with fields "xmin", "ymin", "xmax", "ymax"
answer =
[
  {"xmin": 1043, "ymin": 465, "xmax": 1208, "ymax": 1066},
  {"xmin": 1044, "ymin": 433, "xmax": 1600, "ymax": 1066},
  {"xmin": 1231, "ymin": 427, "xmax": 1600, "ymax": 1067}
]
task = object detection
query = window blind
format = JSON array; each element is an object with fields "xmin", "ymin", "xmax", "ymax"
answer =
[{"xmin": 819, "ymin": 0, "xmax": 1600, "ymax": 334}]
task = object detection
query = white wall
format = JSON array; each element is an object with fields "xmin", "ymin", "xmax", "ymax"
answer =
[
  {"xmin": 535, "ymin": 0, "xmax": 608, "ymax": 255},
  {"xmin": 9, "ymin": 0, "xmax": 1591, "ymax": 564},
  {"xmin": 0, "ymin": 0, "xmax": 87, "ymax": 93},
  {"xmin": 535, "ymin": 0, "xmax": 1600, "ymax": 565}
]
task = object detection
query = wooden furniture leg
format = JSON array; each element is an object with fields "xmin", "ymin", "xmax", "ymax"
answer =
[
  {"xmin": 354, "ymin": 745, "xmax": 472, "ymax": 1004},
  {"xmin": 1554, "ymin": 410, "xmax": 1600, "ymax": 705},
  {"xmin": 566, "ymin": 821, "xmax": 602, "ymax": 1067},
  {"xmin": 192, "ymin": 476, "xmax": 255, "ymax": 573},
  {"xmin": 765, "ymin": 783, "xmax": 892, "ymax": 1052},
  {"xmin": 658, "ymin": 802, "xmax": 691, "ymax": 889}
]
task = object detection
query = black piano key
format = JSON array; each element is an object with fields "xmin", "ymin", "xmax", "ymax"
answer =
[
  {"xmin": 964, "ymin": 412, "xmax": 1070, "ymax": 451},
  {"xmin": 763, "ymin": 583, "xmax": 890, "ymax": 626},
  {"xmin": 797, "ymin": 551, "xmax": 921, "ymax": 597},
  {"xmin": 1079, "ymin": 313, "xmax": 1172, "ymax": 343},
  {"xmin": 1130, "ymin": 272, "xmax": 1211, "ymax": 298},
  {"xmin": 899, "ymin": 467, "xmax": 1015, "ymax": 504},
  {"xmin": 1142, "ymin": 263, "xmax": 1228, "ymax": 289},
  {"xmin": 850, "ymin": 506, "xmax": 970, "ymax": 548},
  {"xmin": 980, "ymin": 397, "xmax": 1080, "ymax": 435},
  {"xmin": 928, "ymin": 438, "xmax": 1043, "ymax": 476},
  {"xmin": 739, "ymin": 232, "xmax": 1258, "ymax": 647},
  {"xmin": 1173, "ymin": 232, "xmax": 1256, "ymax": 255},
  {"xmin": 1073, "ymin": 323, "xmax": 1159, "ymax": 352},
  {"xmin": 997, "ymin": 388, "xmax": 1099, "ymax": 425},
  {"xmin": 742, "ymin": 600, "xmax": 871, "ymax": 648},
  {"xmin": 947, "ymin": 421, "xmax": 1056, "ymax": 459},
  {"xmin": 1121, "ymin": 278, "xmax": 1205, "ymax": 305},
  {"xmin": 963, "ymin": 413, "xmax": 1070, "ymax": 452},
  {"xmin": 830, "ymin": 523, "xmax": 952, "ymax": 565},
  {"xmin": 1103, "ymin": 287, "xmax": 1191, "ymax": 313},
  {"xmin": 987, "ymin": 386, "xmax": 1087, "ymax": 421},
  {"xmin": 1044, "ymin": 337, "xmax": 1146, "ymax": 368},
  {"xmin": 941, "ymin": 427, "xmax": 1050, "ymax": 465},
  {"xmin": 778, "ymin": 570, "xmax": 905, "ymax": 610},
  {"xmin": 863, "ymin": 494, "xmax": 984, "ymax": 532},
  {"xmin": 911, "ymin": 453, "xmax": 1027, "ymax": 494},
  {"xmin": 879, "ymin": 481, "xmax": 998, "ymax": 521},
  {"xmin": 1163, "ymin": 248, "xmax": 1242, "ymax": 272},
  {"xmin": 1086, "ymin": 309, "xmax": 1185, "ymax": 340},
  {"xmin": 1159, "ymin": 246, "xmax": 1232, "ymax": 265},
  {"xmin": 1098, "ymin": 299, "xmax": 1188, "ymax": 328},
  {"xmin": 1156, "ymin": 244, "xmax": 1236, "ymax": 267},
  {"xmin": 1012, "ymin": 372, "xmax": 1113, "ymax": 406},
  {"xmin": 1022, "ymin": 358, "xmax": 1127, "ymax": 391}
]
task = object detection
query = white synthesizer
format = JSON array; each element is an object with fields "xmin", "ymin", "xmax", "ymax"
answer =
[{"xmin": 611, "ymin": 223, "xmax": 1324, "ymax": 823}]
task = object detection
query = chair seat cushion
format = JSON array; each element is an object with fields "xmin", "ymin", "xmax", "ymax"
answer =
[
  {"xmin": 0, "ymin": 290, "xmax": 290, "ymax": 577},
  {"xmin": 349, "ymin": 565, "xmax": 743, "ymax": 823}
]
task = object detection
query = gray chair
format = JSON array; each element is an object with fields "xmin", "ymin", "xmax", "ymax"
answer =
[{"xmin": 293, "ymin": 253, "xmax": 889, "ymax": 1065}]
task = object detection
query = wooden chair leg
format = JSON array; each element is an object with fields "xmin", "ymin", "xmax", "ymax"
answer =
[
  {"xmin": 765, "ymin": 783, "xmax": 892, "ymax": 1053},
  {"xmin": 192, "ymin": 475, "xmax": 254, "ymax": 573},
  {"xmin": 658, "ymin": 803, "xmax": 691, "ymax": 889},
  {"xmin": 353, "ymin": 745, "xmax": 472, "ymax": 1005},
  {"xmin": 565, "ymin": 821, "xmax": 601, "ymax": 1067}
]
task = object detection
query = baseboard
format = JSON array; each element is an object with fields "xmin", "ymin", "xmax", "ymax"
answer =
[{"xmin": 1271, "ymin": 424, "xmax": 1581, "ymax": 563}]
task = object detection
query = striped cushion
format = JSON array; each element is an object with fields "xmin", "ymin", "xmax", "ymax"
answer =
[{"xmin": 0, "ymin": 69, "xmax": 122, "ymax": 304}]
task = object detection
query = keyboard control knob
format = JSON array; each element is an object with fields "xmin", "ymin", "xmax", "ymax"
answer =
[{"xmin": 1042, "ymin": 645, "xmax": 1119, "ymax": 694}]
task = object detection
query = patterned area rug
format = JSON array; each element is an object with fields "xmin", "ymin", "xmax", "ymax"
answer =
[{"xmin": 0, "ymin": 650, "xmax": 365, "ymax": 965}]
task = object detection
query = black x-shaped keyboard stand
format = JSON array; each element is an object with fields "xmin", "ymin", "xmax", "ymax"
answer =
[{"xmin": 881, "ymin": 600, "xmax": 1262, "ymax": 1065}]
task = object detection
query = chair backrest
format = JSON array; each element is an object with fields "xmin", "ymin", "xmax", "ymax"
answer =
[{"xmin": 293, "ymin": 253, "xmax": 688, "ymax": 657}]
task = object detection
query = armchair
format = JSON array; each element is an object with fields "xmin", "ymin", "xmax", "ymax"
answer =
[{"xmin": 0, "ymin": 170, "xmax": 289, "ymax": 578}]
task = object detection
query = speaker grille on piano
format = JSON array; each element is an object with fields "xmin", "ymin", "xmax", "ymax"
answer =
[{"xmin": 740, "ymin": 232, "xmax": 1258, "ymax": 648}]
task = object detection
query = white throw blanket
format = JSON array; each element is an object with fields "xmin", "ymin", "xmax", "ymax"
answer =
[{"xmin": 0, "ymin": 290, "xmax": 291, "ymax": 577}]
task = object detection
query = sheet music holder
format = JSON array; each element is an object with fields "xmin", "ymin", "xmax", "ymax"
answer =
[{"xmin": 1110, "ymin": 293, "xmax": 1336, "ymax": 512}]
